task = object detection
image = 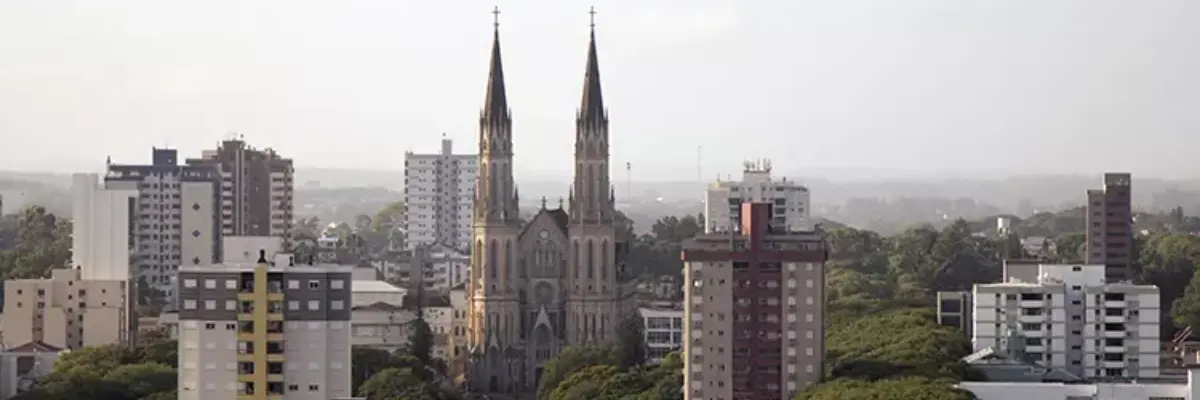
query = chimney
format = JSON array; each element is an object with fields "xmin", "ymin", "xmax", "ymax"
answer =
[
  {"xmin": 288, "ymin": 256, "xmax": 294, "ymax": 267},
  {"xmin": 257, "ymin": 249, "xmax": 267, "ymax": 264}
]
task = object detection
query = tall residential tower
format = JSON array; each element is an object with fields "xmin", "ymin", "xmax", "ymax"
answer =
[
  {"xmin": 403, "ymin": 136, "xmax": 478, "ymax": 252},
  {"xmin": 1084, "ymin": 173, "xmax": 1133, "ymax": 282},
  {"xmin": 187, "ymin": 139, "xmax": 295, "ymax": 251},
  {"xmin": 105, "ymin": 148, "xmax": 221, "ymax": 305}
]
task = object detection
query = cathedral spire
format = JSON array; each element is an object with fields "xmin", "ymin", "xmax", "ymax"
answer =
[
  {"xmin": 482, "ymin": 6, "xmax": 508, "ymax": 123},
  {"xmin": 578, "ymin": 6, "xmax": 605, "ymax": 123}
]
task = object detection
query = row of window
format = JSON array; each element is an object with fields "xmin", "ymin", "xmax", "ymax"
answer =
[
  {"xmin": 182, "ymin": 299, "xmax": 346, "ymax": 312},
  {"xmin": 182, "ymin": 278, "xmax": 346, "ymax": 291}
]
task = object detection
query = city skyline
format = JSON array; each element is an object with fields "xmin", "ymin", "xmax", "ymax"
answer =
[{"xmin": 3, "ymin": 1, "xmax": 1200, "ymax": 180}]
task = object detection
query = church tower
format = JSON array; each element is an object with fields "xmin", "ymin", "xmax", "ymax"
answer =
[
  {"xmin": 467, "ymin": 7, "xmax": 525, "ymax": 393},
  {"xmin": 566, "ymin": 8, "xmax": 622, "ymax": 346}
]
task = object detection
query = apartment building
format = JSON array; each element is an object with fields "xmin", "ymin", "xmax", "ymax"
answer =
[
  {"xmin": 176, "ymin": 251, "xmax": 352, "ymax": 400},
  {"xmin": 104, "ymin": 149, "xmax": 221, "ymax": 304},
  {"xmin": 704, "ymin": 160, "xmax": 810, "ymax": 234},
  {"xmin": 71, "ymin": 173, "xmax": 138, "ymax": 281},
  {"xmin": 639, "ymin": 307, "xmax": 684, "ymax": 363},
  {"xmin": 682, "ymin": 202, "xmax": 828, "ymax": 400},
  {"xmin": 972, "ymin": 264, "xmax": 1159, "ymax": 379},
  {"xmin": 187, "ymin": 138, "xmax": 295, "ymax": 250},
  {"xmin": 0, "ymin": 268, "xmax": 134, "ymax": 350},
  {"xmin": 1084, "ymin": 173, "xmax": 1134, "ymax": 282},
  {"xmin": 403, "ymin": 136, "xmax": 477, "ymax": 252}
]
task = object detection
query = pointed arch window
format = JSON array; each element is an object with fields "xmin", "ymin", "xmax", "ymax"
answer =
[
  {"xmin": 600, "ymin": 240, "xmax": 608, "ymax": 280},
  {"xmin": 504, "ymin": 240, "xmax": 513, "ymax": 281},
  {"xmin": 572, "ymin": 241, "xmax": 581, "ymax": 281},
  {"xmin": 488, "ymin": 239, "xmax": 499, "ymax": 279},
  {"xmin": 587, "ymin": 240, "xmax": 595, "ymax": 279}
]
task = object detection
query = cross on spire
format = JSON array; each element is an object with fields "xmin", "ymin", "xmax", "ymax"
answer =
[
  {"xmin": 493, "ymin": 6, "xmax": 501, "ymax": 30},
  {"xmin": 589, "ymin": 6, "xmax": 596, "ymax": 30}
]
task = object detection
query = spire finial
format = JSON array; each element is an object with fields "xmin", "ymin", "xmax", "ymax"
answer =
[
  {"xmin": 589, "ymin": 6, "xmax": 597, "ymax": 31},
  {"xmin": 493, "ymin": 6, "xmax": 501, "ymax": 30}
]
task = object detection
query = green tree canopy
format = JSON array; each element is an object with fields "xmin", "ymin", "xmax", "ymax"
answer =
[
  {"xmin": 103, "ymin": 362, "xmax": 177, "ymax": 399},
  {"xmin": 795, "ymin": 376, "xmax": 975, "ymax": 400}
]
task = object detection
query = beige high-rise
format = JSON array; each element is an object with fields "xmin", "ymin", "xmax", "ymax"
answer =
[
  {"xmin": 0, "ymin": 269, "xmax": 133, "ymax": 350},
  {"xmin": 683, "ymin": 203, "xmax": 828, "ymax": 400}
]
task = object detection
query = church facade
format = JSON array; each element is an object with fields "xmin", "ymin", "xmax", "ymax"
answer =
[{"xmin": 464, "ymin": 12, "xmax": 635, "ymax": 394}]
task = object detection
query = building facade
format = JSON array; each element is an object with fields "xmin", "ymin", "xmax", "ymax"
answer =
[
  {"xmin": 1084, "ymin": 173, "xmax": 1134, "ymax": 282},
  {"xmin": 176, "ymin": 253, "xmax": 352, "ymax": 400},
  {"xmin": 704, "ymin": 160, "xmax": 811, "ymax": 234},
  {"xmin": 0, "ymin": 268, "xmax": 134, "ymax": 350},
  {"xmin": 186, "ymin": 139, "xmax": 295, "ymax": 250},
  {"xmin": 404, "ymin": 136, "xmax": 477, "ymax": 252},
  {"xmin": 465, "ymin": 15, "xmax": 634, "ymax": 394},
  {"xmin": 104, "ymin": 148, "xmax": 221, "ymax": 304},
  {"xmin": 639, "ymin": 307, "xmax": 684, "ymax": 363},
  {"xmin": 682, "ymin": 203, "xmax": 829, "ymax": 400},
  {"xmin": 72, "ymin": 173, "xmax": 138, "ymax": 281},
  {"xmin": 972, "ymin": 264, "xmax": 1160, "ymax": 379}
]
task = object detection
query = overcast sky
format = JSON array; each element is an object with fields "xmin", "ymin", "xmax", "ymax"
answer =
[{"xmin": 1, "ymin": 0, "xmax": 1198, "ymax": 180}]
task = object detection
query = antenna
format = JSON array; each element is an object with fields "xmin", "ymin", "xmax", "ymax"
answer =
[
  {"xmin": 625, "ymin": 162, "xmax": 632, "ymax": 201},
  {"xmin": 696, "ymin": 146, "xmax": 702, "ymax": 183}
]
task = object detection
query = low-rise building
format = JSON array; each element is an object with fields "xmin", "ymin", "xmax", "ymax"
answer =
[
  {"xmin": 0, "ymin": 268, "xmax": 133, "ymax": 350},
  {"xmin": 639, "ymin": 307, "xmax": 683, "ymax": 363},
  {"xmin": 972, "ymin": 264, "xmax": 1160, "ymax": 379},
  {"xmin": 0, "ymin": 341, "xmax": 63, "ymax": 400}
]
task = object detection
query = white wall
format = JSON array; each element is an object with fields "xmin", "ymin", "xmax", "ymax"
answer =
[
  {"xmin": 180, "ymin": 182, "xmax": 217, "ymax": 269},
  {"xmin": 71, "ymin": 173, "xmax": 136, "ymax": 281}
]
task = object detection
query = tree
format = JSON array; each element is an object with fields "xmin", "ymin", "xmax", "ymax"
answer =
[
  {"xmin": 352, "ymin": 346, "xmax": 429, "ymax": 395},
  {"xmin": 103, "ymin": 363, "xmax": 176, "ymax": 399},
  {"xmin": 359, "ymin": 367, "xmax": 459, "ymax": 400},
  {"xmin": 537, "ymin": 346, "xmax": 616, "ymax": 400},
  {"xmin": 373, "ymin": 201, "xmax": 407, "ymax": 233},
  {"xmin": 0, "ymin": 206, "xmax": 71, "ymax": 281},
  {"xmin": 794, "ymin": 376, "xmax": 974, "ymax": 400},
  {"xmin": 410, "ymin": 316, "xmax": 435, "ymax": 367},
  {"xmin": 615, "ymin": 313, "xmax": 647, "ymax": 369}
]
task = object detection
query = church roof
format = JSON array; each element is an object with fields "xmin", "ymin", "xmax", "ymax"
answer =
[
  {"xmin": 520, "ymin": 207, "xmax": 570, "ymax": 239},
  {"xmin": 578, "ymin": 25, "xmax": 605, "ymax": 122},
  {"xmin": 6, "ymin": 341, "xmax": 63, "ymax": 353},
  {"xmin": 482, "ymin": 14, "xmax": 508, "ymax": 124}
]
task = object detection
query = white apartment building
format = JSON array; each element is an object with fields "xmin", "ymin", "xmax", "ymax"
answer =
[
  {"xmin": 972, "ymin": 264, "xmax": 1160, "ymax": 379},
  {"xmin": 176, "ymin": 253, "xmax": 352, "ymax": 400},
  {"xmin": 420, "ymin": 246, "xmax": 469, "ymax": 292},
  {"xmin": 0, "ymin": 268, "xmax": 134, "ymax": 350},
  {"xmin": 704, "ymin": 160, "xmax": 810, "ymax": 233},
  {"xmin": 403, "ymin": 136, "xmax": 477, "ymax": 252},
  {"xmin": 639, "ymin": 307, "xmax": 684, "ymax": 363},
  {"xmin": 104, "ymin": 149, "xmax": 221, "ymax": 305},
  {"xmin": 72, "ymin": 173, "xmax": 138, "ymax": 281}
]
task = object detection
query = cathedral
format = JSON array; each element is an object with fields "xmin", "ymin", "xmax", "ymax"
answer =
[{"xmin": 464, "ymin": 8, "xmax": 634, "ymax": 394}]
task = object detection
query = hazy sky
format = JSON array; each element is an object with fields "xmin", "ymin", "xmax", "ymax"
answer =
[{"xmin": 2, "ymin": 1, "xmax": 1198, "ymax": 181}]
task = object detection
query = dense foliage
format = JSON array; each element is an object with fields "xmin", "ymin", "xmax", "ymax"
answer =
[
  {"xmin": 13, "ymin": 329, "xmax": 178, "ymax": 400},
  {"xmin": 0, "ymin": 206, "xmax": 71, "ymax": 281}
]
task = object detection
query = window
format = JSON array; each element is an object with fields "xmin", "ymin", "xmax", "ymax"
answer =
[
  {"xmin": 225, "ymin": 280, "xmax": 237, "ymax": 289},
  {"xmin": 184, "ymin": 279, "xmax": 197, "ymax": 288},
  {"xmin": 308, "ymin": 384, "xmax": 320, "ymax": 391},
  {"xmin": 183, "ymin": 300, "xmax": 197, "ymax": 310},
  {"xmin": 331, "ymin": 280, "xmax": 344, "ymax": 290},
  {"xmin": 331, "ymin": 300, "xmax": 344, "ymax": 310},
  {"xmin": 308, "ymin": 300, "xmax": 320, "ymax": 310},
  {"xmin": 289, "ymin": 300, "xmax": 300, "ymax": 310},
  {"xmin": 225, "ymin": 300, "xmax": 236, "ymax": 310},
  {"xmin": 205, "ymin": 323, "xmax": 216, "ymax": 330},
  {"xmin": 308, "ymin": 280, "xmax": 321, "ymax": 289},
  {"xmin": 288, "ymin": 280, "xmax": 299, "ymax": 289},
  {"xmin": 205, "ymin": 300, "xmax": 216, "ymax": 310},
  {"xmin": 205, "ymin": 279, "xmax": 216, "ymax": 289}
]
